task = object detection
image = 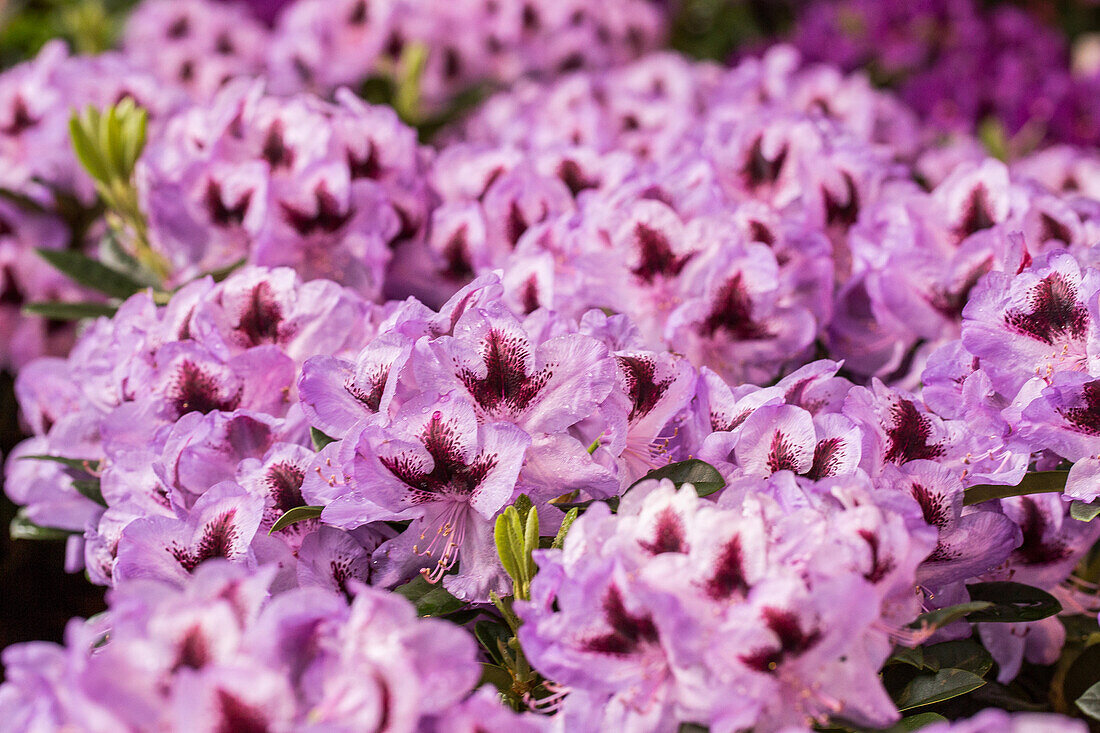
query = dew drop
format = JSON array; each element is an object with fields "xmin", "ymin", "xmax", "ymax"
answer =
[{"xmin": 432, "ymin": 410, "xmax": 442, "ymax": 420}]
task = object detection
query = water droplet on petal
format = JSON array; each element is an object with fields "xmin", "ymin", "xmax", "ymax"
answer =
[{"xmin": 432, "ymin": 410, "xmax": 442, "ymax": 420}]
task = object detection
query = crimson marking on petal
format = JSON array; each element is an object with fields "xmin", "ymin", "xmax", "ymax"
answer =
[
  {"xmin": 166, "ymin": 15, "xmax": 190, "ymax": 38},
  {"xmin": 345, "ymin": 365, "xmax": 389, "ymax": 413},
  {"xmin": 214, "ymin": 690, "xmax": 269, "ymax": 733},
  {"xmin": 172, "ymin": 626, "xmax": 210, "ymax": 671},
  {"xmin": 204, "ymin": 180, "xmax": 252, "ymax": 228},
  {"xmin": 711, "ymin": 409, "xmax": 750, "ymax": 433},
  {"xmin": 170, "ymin": 360, "xmax": 241, "ymax": 417},
  {"xmin": 0, "ymin": 97, "xmax": 37, "ymax": 136},
  {"xmin": 616, "ymin": 355, "xmax": 674, "ymax": 422},
  {"xmin": 281, "ymin": 186, "xmax": 354, "ymax": 236},
  {"xmin": 0, "ymin": 266, "xmax": 24, "ymax": 307},
  {"xmin": 703, "ymin": 534, "xmax": 749, "ymax": 600},
  {"xmin": 1040, "ymin": 213, "xmax": 1073, "ymax": 246},
  {"xmin": 740, "ymin": 607, "xmax": 821, "ymax": 672},
  {"xmin": 581, "ymin": 586, "xmax": 659, "ymax": 656},
  {"xmin": 459, "ymin": 329, "xmax": 550, "ymax": 416},
  {"xmin": 699, "ymin": 273, "xmax": 772, "ymax": 340},
  {"xmin": 630, "ymin": 223, "xmax": 690, "ymax": 284},
  {"xmin": 506, "ymin": 202, "xmax": 529, "ymax": 246},
  {"xmin": 742, "ymin": 137, "xmax": 787, "ymax": 190},
  {"xmin": 638, "ymin": 507, "xmax": 688, "ymax": 555},
  {"xmin": 765, "ymin": 431, "xmax": 801, "ymax": 474},
  {"xmin": 883, "ymin": 399, "xmax": 944, "ymax": 464},
  {"xmin": 955, "ymin": 185, "xmax": 997, "ymax": 239},
  {"xmin": 236, "ymin": 282, "xmax": 282, "ymax": 346},
  {"xmin": 520, "ymin": 275, "xmax": 540, "ymax": 315},
  {"xmin": 1016, "ymin": 497, "xmax": 1070, "ymax": 565},
  {"xmin": 859, "ymin": 529, "xmax": 894, "ymax": 583},
  {"xmin": 928, "ymin": 257, "xmax": 994, "ymax": 320},
  {"xmin": 171, "ymin": 510, "xmax": 240, "ymax": 572},
  {"xmin": 910, "ymin": 483, "xmax": 950, "ymax": 528},
  {"xmin": 347, "ymin": 0, "xmax": 368, "ymax": 24},
  {"xmin": 557, "ymin": 159, "xmax": 598, "ymax": 196},
  {"xmin": 748, "ymin": 220, "xmax": 775, "ymax": 246},
  {"xmin": 380, "ymin": 412, "xmax": 498, "ymax": 501},
  {"xmin": 264, "ymin": 462, "xmax": 306, "ymax": 523},
  {"xmin": 261, "ymin": 121, "xmax": 294, "ymax": 170},
  {"xmin": 824, "ymin": 173, "xmax": 860, "ymax": 229},
  {"xmin": 805, "ymin": 436, "xmax": 844, "ymax": 480},
  {"xmin": 441, "ymin": 225, "xmax": 475, "ymax": 280},
  {"xmin": 347, "ymin": 143, "xmax": 381, "ymax": 180},
  {"xmin": 1057, "ymin": 380, "xmax": 1100, "ymax": 435},
  {"xmin": 1004, "ymin": 272, "xmax": 1089, "ymax": 345}
]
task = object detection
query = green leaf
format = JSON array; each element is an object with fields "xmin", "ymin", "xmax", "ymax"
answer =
[
  {"xmin": 887, "ymin": 645, "xmax": 926, "ymax": 669},
  {"xmin": 22, "ymin": 301, "xmax": 117, "ymax": 320},
  {"xmin": 552, "ymin": 507, "xmax": 579, "ymax": 550},
  {"xmin": 10, "ymin": 511, "xmax": 75, "ymax": 541},
  {"xmin": 36, "ymin": 248, "xmax": 148, "ymax": 299},
  {"xmin": 1076, "ymin": 680, "xmax": 1100, "ymax": 721},
  {"xmin": 475, "ymin": 620, "xmax": 512, "ymax": 666},
  {"xmin": 494, "ymin": 507, "xmax": 525, "ymax": 587},
  {"xmin": 920, "ymin": 640, "xmax": 993, "ymax": 677},
  {"xmin": 523, "ymin": 505, "xmax": 539, "ymax": 581},
  {"xmin": 18, "ymin": 454, "xmax": 100, "ymax": 474},
  {"xmin": 629, "ymin": 459, "xmax": 726, "ymax": 497},
  {"xmin": 478, "ymin": 662, "xmax": 514, "ymax": 693},
  {"xmin": 393, "ymin": 575, "xmax": 465, "ymax": 616},
  {"xmin": 268, "ymin": 505, "xmax": 323, "ymax": 533},
  {"xmin": 310, "ymin": 427, "xmax": 336, "ymax": 451},
  {"xmin": 512, "ymin": 493, "xmax": 534, "ymax": 523},
  {"xmin": 1071, "ymin": 500, "xmax": 1100, "ymax": 523},
  {"xmin": 70, "ymin": 111, "xmax": 109, "ymax": 184},
  {"xmin": 965, "ymin": 581, "xmax": 1061, "ymax": 623},
  {"xmin": 909, "ymin": 601, "xmax": 994, "ymax": 632},
  {"xmin": 72, "ymin": 479, "xmax": 106, "ymax": 506},
  {"xmin": 894, "ymin": 668, "xmax": 987, "ymax": 711},
  {"xmin": 963, "ymin": 471, "xmax": 1067, "ymax": 506},
  {"xmin": 877, "ymin": 712, "xmax": 949, "ymax": 732}
]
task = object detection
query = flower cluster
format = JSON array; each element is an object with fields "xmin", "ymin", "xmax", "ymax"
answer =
[
  {"xmin": 137, "ymin": 80, "xmax": 430, "ymax": 296},
  {"xmin": 4, "ymin": 2, "xmax": 1100, "ymax": 731},
  {"xmin": 786, "ymin": 0, "xmax": 1100, "ymax": 148},
  {"xmin": 123, "ymin": 0, "xmax": 669, "ymax": 111},
  {"xmin": 0, "ymin": 560, "xmax": 540, "ymax": 730}
]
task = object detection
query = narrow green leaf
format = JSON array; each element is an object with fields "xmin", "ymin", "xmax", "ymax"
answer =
[
  {"xmin": 965, "ymin": 581, "xmax": 1061, "ymax": 623},
  {"xmin": 963, "ymin": 471, "xmax": 1067, "ymax": 506},
  {"xmin": 36, "ymin": 247, "xmax": 148, "ymax": 299},
  {"xmin": 10, "ymin": 511, "xmax": 75, "ymax": 541},
  {"xmin": 268, "ymin": 505, "xmax": 323, "ymax": 533},
  {"xmin": 1075, "ymin": 680, "xmax": 1100, "ymax": 721},
  {"xmin": 629, "ymin": 459, "xmax": 726, "ymax": 497},
  {"xmin": 72, "ymin": 479, "xmax": 106, "ymax": 507},
  {"xmin": 494, "ymin": 511, "xmax": 522, "ymax": 585},
  {"xmin": 523, "ymin": 505, "xmax": 539, "ymax": 581},
  {"xmin": 512, "ymin": 493, "xmax": 534, "ymax": 523},
  {"xmin": 1071, "ymin": 500, "xmax": 1100, "ymax": 523},
  {"xmin": 310, "ymin": 427, "xmax": 336, "ymax": 451},
  {"xmin": 18, "ymin": 454, "xmax": 100, "ymax": 473},
  {"xmin": 894, "ymin": 668, "xmax": 986, "ymax": 711},
  {"xmin": 69, "ymin": 113, "xmax": 109, "ymax": 184},
  {"xmin": 22, "ymin": 301, "xmax": 117, "ymax": 320},
  {"xmin": 552, "ymin": 507, "xmax": 580, "ymax": 550},
  {"xmin": 909, "ymin": 601, "xmax": 994, "ymax": 631}
]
